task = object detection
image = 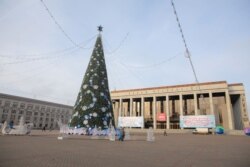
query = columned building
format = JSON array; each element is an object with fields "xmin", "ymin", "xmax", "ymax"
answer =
[
  {"xmin": 111, "ymin": 81, "xmax": 249, "ymax": 130},
  {"xmin": 0, "ymin": 93, "xmax": 73, "ymax": 129}
]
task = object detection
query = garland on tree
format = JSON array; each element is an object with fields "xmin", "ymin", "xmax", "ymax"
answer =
[{"xmin": 70, "ymin": 31, "xmax": 115, "ymax": 129}]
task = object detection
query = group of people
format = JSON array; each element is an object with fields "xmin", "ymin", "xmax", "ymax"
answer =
[{"xmin": 42, "ymin": 126, "xmax": 54, "ymax": 132}]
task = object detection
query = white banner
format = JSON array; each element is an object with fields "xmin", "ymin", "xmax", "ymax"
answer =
[
  {"xmin": 118, "ymin": 117, "xmax": 144, "ymax": 128},
  {"xmin": 180, "ymin": 115, "xmax": 216, "ymax": 128}
]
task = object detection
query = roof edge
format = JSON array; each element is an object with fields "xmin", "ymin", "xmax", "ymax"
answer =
[
  {"xmin": 111, "ymin": 81, "xmax": 228, "ymax": 93},
  {"xmin": 0, "ymin": 93, "xmax": 72, "ymax": 108}
]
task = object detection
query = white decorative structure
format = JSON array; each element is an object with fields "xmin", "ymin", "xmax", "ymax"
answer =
[
  {"xmin": 57, "ymin": 119, "xmax": 69, "ymax": 139},
  {"xmin": 147, "ymin": 127, "xmax": 155, "ymax": 142},
  {"xmin": 56, "ymin": 119, "xmax": 118, "ymax": 139},
  {"xmin": 1, "ymin": 116, "xmax": 33, "ymax": 135},
  {"xmin": 1, "ymin": 121, "xmax": 9, "ymax": 135},
  {"xmin": 57, "ymin": 136, "xmax": 64, "ymax": 140},
  {"xmin": 124, "ymin": 128, "xmax": 131, "ymax": 140},
  {"xmin": 109, "ymin": 125, "xmax": 116, "ymax": 141},
  {"xmin": 91, "ymin": 125, "xmax": 100, "ymax": 139}
]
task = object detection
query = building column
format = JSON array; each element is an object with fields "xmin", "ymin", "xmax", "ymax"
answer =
[
  {"xmin": 14, "ymin": 108, "xmax": 19, "ymax": 124},
  {"xmin": 135, "ymin": 101, "xmax": 138, "ymax": 116},
  {"xmin": 119, "ymin": 98, "xmax": 122, "ymax": 117},
  {"xmin": 113, "ymin": 101, "xmax": 116, "ymax": 125},
  {"xmin": 209, "ymin": 91, "xmax": 214, "ymax": 115},
  {"xmin": 42, "ymin": 112, "xmax": 46, "ymax": 128},
  {"xmin": 225, "ymin": 90, "xmax": 234, "ymax": 130},
  {"xmin": 194, "ymin": 93, "xmax": 198, "ymax": 115},
  {"xmin": 7, "ymin": 108, "xmax": 11, "ymax": 122},
  {"xmin": 23, "ymin": 110, "xmax": 27, "ymax": 122},
  {"xmin": 48, "ymin": 112, "xmax": 52, "ymax": 129},
  {"xmin": 37, "ymin": 112, "xmax": 41, "ymax": 128},
  {"xmin": 153, "ymin": 96, "xmax": 156, "ymax": 129},
  {"xmin": 0, "ymin": 108, "xmax": 3, "ymax": 123},
  {"xmin": 166, "ymin": 95, "xmax": 170, "ymax": 129},
  {"xmin": 129, "ymin": 98, "xmax": 133, "ymax": 117},
  {"xmin": 179, "ymin": 94, "xmax": 183, "ymax": 129},
  {"xmin": 31, "ymin": 111, "xmax": 35, "ymax": 124},
  {"xmin": 141, "ymin": 97, "xmax": 144, "ymax": 128},
  {"xmin": 179, "ymin": 94, "xmax": 183, "ymax": 116}
]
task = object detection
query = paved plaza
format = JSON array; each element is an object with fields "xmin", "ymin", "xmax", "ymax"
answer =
[{"xmin": 0, "ymin": 131, "xmax": 249, "ymax": 167}]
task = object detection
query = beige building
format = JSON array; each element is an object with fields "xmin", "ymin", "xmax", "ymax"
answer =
[
  {"xmin": 111, "ymin": 81, "xmax": 249, "ymax": 130},
  {"xmin": 0, "ymin": 93, "xmax": 73, "ymax": 129}
]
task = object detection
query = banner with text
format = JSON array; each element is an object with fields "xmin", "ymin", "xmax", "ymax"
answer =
[
  {"xmin": 180, "ymin": 115, "xmax": 216, "ymax": 128},
  {"xmin": 157, "ymin": 113, "xmax": 166, "ymax": 122},
  {"xmin": 118, "ymin": 117, "xmax": 144, "ymax": 128}
]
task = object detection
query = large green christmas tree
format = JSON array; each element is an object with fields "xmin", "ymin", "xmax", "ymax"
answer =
[{"xmin": 69, "ymin": 26, "xmax": 115, "ymax": 129}]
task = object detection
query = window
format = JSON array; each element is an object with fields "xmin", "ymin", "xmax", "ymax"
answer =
[
  {"xmin": 19, "ymin": 110, "xmax": 23, "ymax": 115},
  {"xmin": 35, "ymin": 105, "xmax": 40, "ymax": 110},
  {"xmin": 10, "ymin": 115, "xmax": 15, "ymax": 120},
  {"xmin": 12, "ymin": 109, "xmax": 16, "ymax": 114},
  {"xmin": 46, "ymin": 107, "xmax": 50, "ymax": 112},
  {"xmin": 41, "ymin": 106, "xmax": 45, "ymax": 111},
  {"xmin": 26, "ymin": 111, "xmax": 32, "ymax": 116},
  {"xmin": 27, "ymin": 104, "xmax": 33, "ymax": 110},
  {"xmin": 20, "ymin": 103, "xmax": 25, "ymax": 109},
  {"xmin": 12, "ymin": 102, "xmax": 18, "ymax": 108},
  {"xmin": 4, "ymin": 101, "xmax": 11, "ymax": 107},
  {"xmin": 2, "ymin": 114, "xmax": 7, "ymax": 120},
  {"xmin": 3, "ymin": 109, "xmax": 8, "ymax": 114}
]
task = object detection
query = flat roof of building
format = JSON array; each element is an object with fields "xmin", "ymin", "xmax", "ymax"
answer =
[
  {"xmin": 0, "ymin": 93, "xmax": 73, "ymax": 109},
  {"xmin": 111, "ymin": 81, "xmax": 243, "ymax": 93}
]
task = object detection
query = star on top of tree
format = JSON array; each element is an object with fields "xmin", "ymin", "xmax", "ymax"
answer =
[{"xmin": 98, "ymin": 25, "xmax": 103, "ymax": 32}]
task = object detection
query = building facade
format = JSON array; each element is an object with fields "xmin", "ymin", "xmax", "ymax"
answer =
[
  {"xmin": 111, "ymin": 81, "xmax": 249, "ymax": 130},
  {"xmin": 0, "ymin": 93, "xmax": 73, "ymax": 129}
]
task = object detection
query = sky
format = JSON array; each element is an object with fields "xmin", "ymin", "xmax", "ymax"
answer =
[{"xmin": 0, "ymin": 0, "xmax": 250, "ymax": 117}]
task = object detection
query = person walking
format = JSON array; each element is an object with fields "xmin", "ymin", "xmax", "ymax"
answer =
[
  {"xmin": 42, "ymin": 126, "xmax": 46, "ymax": 132},
  {"xmin": 118, "ymin": 128, "xmax": 125, "ymax": 141},
  {"xmin": 163, "ymin": 129, "xmax": 167, "ymax": 136},
  {"xmin": 121, "ymin": 128, "xmax": 125, "ymax": 141}
]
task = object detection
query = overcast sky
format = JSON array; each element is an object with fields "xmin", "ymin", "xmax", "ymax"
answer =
[{"xmin": 0, "ymin": 0, "xmax": 250, "ymax": 116}]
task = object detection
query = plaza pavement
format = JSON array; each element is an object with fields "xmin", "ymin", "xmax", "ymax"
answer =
[{"xmin": 0, "ymin": 130, "xmax": 249, "ymax": 167}]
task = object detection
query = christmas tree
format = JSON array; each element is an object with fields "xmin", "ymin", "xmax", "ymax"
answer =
[{"xmin": 69, "ymin": 26, "xmax": 115, "ymax": 129}]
